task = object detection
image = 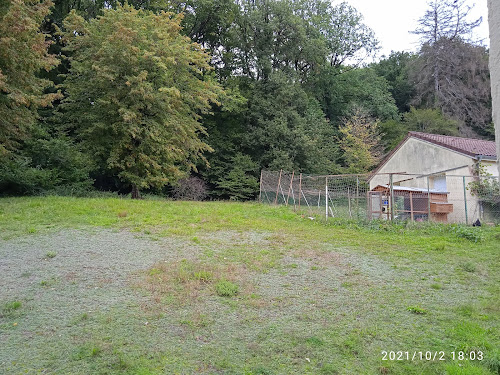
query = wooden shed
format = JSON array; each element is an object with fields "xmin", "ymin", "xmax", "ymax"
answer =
[{"xmin": 369, "ymin": 185, "xmax": 453, "ymax": 223}]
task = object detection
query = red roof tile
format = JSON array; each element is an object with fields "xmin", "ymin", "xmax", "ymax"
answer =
[{"xmin": 408, "ymin": 131, "xmax": 497, "ymax": 158}]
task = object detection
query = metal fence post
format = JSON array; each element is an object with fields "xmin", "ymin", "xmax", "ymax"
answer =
[
  {"xmin": 389, "ymin": 174, "xmax": 394, "ymax": 221},
  {"xmin": 259, "ymin": 169, "xmax": 263, "ymax": 203},
  {"xmin": 427, "ymin": 177, "xmax": 431, "ymax": 221},
  {"xmin": 356, "ymin": 176, "xmax": 360, "ymax": 219},
  {"xmin": 325, "ymin": 177, "xmax": 328, "ymax": 221},
  {"xmin": 463, "ymin": 176, "xmax": 468, "ymax": 225}
]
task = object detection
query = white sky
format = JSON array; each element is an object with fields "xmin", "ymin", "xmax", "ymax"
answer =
[{"xmin": 336, "ymin": 0, "xmax": 490, "ymax": 59}]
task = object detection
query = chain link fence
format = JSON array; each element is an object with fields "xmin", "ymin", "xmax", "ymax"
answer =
[{"xmin": 260, "ymin": 170, "xmax": 500, "ymax": 225}]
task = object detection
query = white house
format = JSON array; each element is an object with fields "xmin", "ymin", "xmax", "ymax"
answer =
[{"xmin": 369, "ymin": 132, "xmax": 498, "ymax": 223}]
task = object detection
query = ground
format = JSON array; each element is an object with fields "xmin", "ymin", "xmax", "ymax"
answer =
[{"xmin": 0, "ymin": 197, "xmax": 499, "ymax": 375}]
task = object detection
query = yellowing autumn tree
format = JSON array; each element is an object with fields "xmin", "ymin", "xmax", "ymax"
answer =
[
  {"xmin": 0, "ymin": 0, "xmax": 60, "ymax": 155},
  {"xmin": 61, "ymin": 5, "xmax": 223, "ymax": 198},
  {"xmin": 339, "ymin": 108, "xmax": 382, "ymax": 173}
]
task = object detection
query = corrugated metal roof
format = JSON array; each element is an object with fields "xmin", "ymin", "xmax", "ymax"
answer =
[
  {"xmin": 409, "ymin": 131, "xmax": 497, "ymax": 158},
  {"xmin": 374, "ymin": 184, "xmax": 449, "ymax": 194}
]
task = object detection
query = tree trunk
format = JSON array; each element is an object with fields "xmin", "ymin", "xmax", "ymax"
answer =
[{"xmin": 131, "ymin": 184, "xmax": 141, "ymax": 199}]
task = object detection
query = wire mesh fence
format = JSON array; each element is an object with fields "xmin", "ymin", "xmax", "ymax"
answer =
[{"xmin": 260, "ymin": 170, "xmax": 500, "ymax": 225}]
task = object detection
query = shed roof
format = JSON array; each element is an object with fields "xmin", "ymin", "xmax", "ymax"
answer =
[{"xmin": 372, "ymin": 184, "xmax": 449, "ymax": 194}]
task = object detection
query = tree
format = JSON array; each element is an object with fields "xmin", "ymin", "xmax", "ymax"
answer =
[
  {"xmin": 0, "ymin": 0, "xmax": 60, "ymax": 155},
  {"xmin": 410, "ymin": 0, "xmax": 491, "ymax": 137},
  {"xmin": 338, "ymin": 108, "xmax": 382, "ymax": 173},
  {"xmin": 378, "ymin": 107, "xmax": 459, "ymax": 152},
  {"xmin": 315, "ymin": 1, "xmax": 379, "ymax": 67},
  {"xmin": 61, "ymin": 4, "xmax": 222, "ymax": 198},
  {"xmin": 411, "ymin": 38, "xmax": 491, "ymax": 137},
  {"xmin": 311, "ymin": 66, "xmax": 399, "ymax": 123},
  {"xmin": 412, "ymin": 0, "xmax": 482, "ymax": 45},
  {"xmin": 372, "ymin": 51, "xmax": 417, "ymax": 113}
]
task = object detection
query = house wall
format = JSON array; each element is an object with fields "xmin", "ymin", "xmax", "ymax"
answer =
[
  {"xmin": 488, "ymin": 0, "xmax": 500, "ymax": 178},
  {"xmin": 369, "ymin": 138, "xmax": 498, "ymax": 223}
]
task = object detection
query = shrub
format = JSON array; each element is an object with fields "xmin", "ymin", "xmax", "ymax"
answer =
[{"xmin": 172, "ymin": 176, "xmax": 208, "ymax": 201}]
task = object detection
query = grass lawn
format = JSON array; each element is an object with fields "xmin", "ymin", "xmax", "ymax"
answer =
[{"xmin": 0, "ymin": 196, "xmax": 499, "ymax": 375}]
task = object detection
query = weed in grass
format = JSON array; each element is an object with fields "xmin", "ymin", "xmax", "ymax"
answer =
[
  {"xmin": 450, "ymin": 226, "xmax": 483, "ymax": 242},
  {"xmin": 45, "ymin": 251, "xmax": 57, "ymax": 258},
  {"xmin": 407, "ymin": 306, "xmax": 427, "ymax": 314},
  {"xmin": 117, "ymin": 211, "xmax": 127, "ymax": 218},
  {"xmin": 180, "ymin": 311, "xmax": 212, "ymax": 329},
  {"xmin": 431, "ymin": 283, "xmax": 442, "ymax": 290},
  {"xmin": 433, "ymin": 242, "xmax": 447, "ymax": 251},
  {"xmin": 40, "ymin": 277, "xmax": 58, "ymax": 287},
  {"xmin": 192, "ymin": 236, "xmax": 200, "ymax": 244},
  {"xmin": 26, "ymin": 227, "xmax": 37, "ymax": 234},
  {"xmin": 311, "ymin": 266, "xmax": 319, "ymax": 270},
  {"xmin": 215, "ymin": 279, "xmax": 239, "ymax": 297},
  {"xmin": 320, "ymin": 363, "xmax": 339, "ymax": 374},
  {"xmin": 73, "ymin": 342, "xmax": 102, "ymax": 360},
  {"xmin": 250, "ymin": 367, "xmax": 273, "ymax": 375},
  {"xmin": 193, "ymin": 270, "xmax": 213, "ymax": 282},
  {"xmin": 305, "ymin": 336, "xmax": 324, "ymax": 347},
  {"xmin": 461, "ymin": 262, "xmax": 477, "ymax": 273},
  {"xmin": 139, "ymin": 259, "xmax": 244, "ymax": 304},
  {"xmin": 341, "ymin": 281, "xmax": 354, "ymax": 288},
  {"xmin": 483, "ymin": 349, "xmax": 500, "ymax": 374},
  {"xmin": 148, "ymin": 268, "xmax": 162, "ymax": 276},
  {"xmin": 2, "ymin": 300, "xmax": 22, "ymax": 317},
  {"xmin": 457, "ymin": 305, "xmax": 475, "ymax": 317}
]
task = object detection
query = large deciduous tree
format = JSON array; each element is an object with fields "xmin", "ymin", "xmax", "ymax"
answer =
[
  {"xmin": 0, "ymin": 0, "xmax": 60, "ymax": 155},
  {"xmin": 61, "ymin": 4, "xmax": 222, "ymax": 198}
]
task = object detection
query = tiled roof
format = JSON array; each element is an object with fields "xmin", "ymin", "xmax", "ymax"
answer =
[{"xmin": 409, "ymin": 131, "xmax": 497, "ymax": 158}]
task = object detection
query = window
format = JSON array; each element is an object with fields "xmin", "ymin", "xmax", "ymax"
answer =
[{"xmin": 432, "ymin": 175, "xmax": 447, "ymax": 192}]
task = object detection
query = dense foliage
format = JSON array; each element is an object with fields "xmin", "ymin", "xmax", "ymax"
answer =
[{"xmin": 0, "ymin": 0, "xmax": 492, "ymax": 199}]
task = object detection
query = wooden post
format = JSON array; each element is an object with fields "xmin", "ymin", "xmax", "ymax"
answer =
[
  {"xmin": 274, "ymin": 169, "xmax": 282, "ymax": 205},
  {"xmin": 298, "ymin": 173, "xmax": 302, "ymax": 211},
  {"xmin": 286, "ymin": 171, "xmax": 295, "ymax": 206},
  {"xmin": 410, "ymin": 191, "xmax": 414, "ymax": 222}
]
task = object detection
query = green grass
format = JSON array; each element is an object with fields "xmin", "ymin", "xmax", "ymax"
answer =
[{"xmin": 0, "ymin": 196, "xmax": 499, "ymax": 375}]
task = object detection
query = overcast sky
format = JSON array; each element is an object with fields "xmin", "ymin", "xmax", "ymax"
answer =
[{"xmin": 336, "ymin": 0, "xmax": 490, "ymax": 59}]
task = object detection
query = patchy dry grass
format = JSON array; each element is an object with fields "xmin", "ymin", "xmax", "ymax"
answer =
[{"xmin": 0, "ymin": 196, "xmax": 499, "ymax": 374}]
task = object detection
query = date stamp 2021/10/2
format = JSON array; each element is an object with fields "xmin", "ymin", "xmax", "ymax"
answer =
[{"xmin": 381, "ymin": 351, "xmax": 484, "ymax": 361}]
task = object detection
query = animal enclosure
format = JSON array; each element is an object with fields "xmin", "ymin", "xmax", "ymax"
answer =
[{"xmin": 260, "ymin": 170, "xmax": 500, "ymax": 224}]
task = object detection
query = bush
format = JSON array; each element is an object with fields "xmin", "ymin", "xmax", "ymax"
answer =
[
  {"xmin": 0, "ymin": 137, "xmax": 93, "ymax": 196},
  {"xmin": 172, "ymin": 176, "xmax": 208, "ymax": 201}
]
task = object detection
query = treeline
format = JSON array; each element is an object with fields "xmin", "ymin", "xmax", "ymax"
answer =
[{"xmin": 0, "ymin": 0, "xmax": 492, "ymax": 199}]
